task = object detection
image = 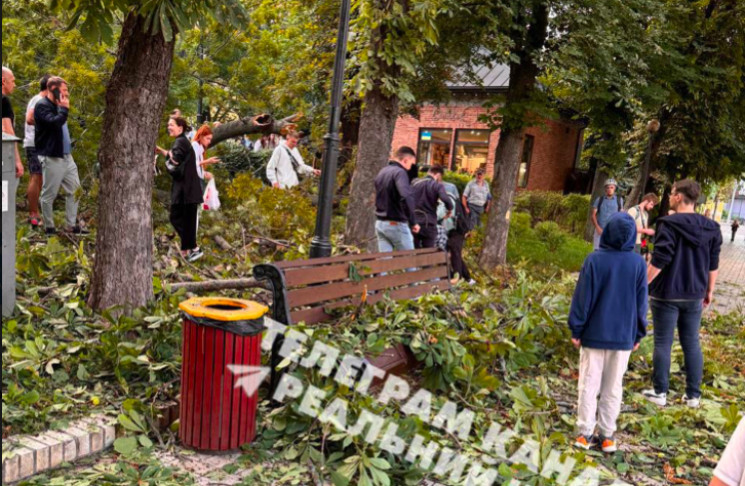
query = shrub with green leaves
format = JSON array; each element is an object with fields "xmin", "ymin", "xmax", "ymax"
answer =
[
  {"xmin": 513, "ymin": 191, "xmax": 591, "ymax": 236},
  {"xmin": 534, "ymin": 221, "xmax": 567, "ymax": 251},
  {"xmin": 223, "ymin": 174, "xmax": 316, "ymax": 242}
]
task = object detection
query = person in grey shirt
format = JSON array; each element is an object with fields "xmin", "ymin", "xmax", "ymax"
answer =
[
  {"xmin": 591, "ymin": 178, "xmax": 624, "ymax": 250},
  {"xmin": 24, "ymin": 75, "xmax": 51, "ymax": 227},
  {"xmin": 462, "ymin": 169, "xmax": 492, "ymax": 227}
]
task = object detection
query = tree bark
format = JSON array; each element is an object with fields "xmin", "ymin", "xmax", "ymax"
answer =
[
  {"xmin": 478, "ymin": 1, "xmax": 550, "ymax": 271},
  {"xmin": 658, "ymin": 182, "xmax": 673, "ymax": 218},
  {"xmin": 584, "ymin": 168, "xmax": 610, "ymax": 241},
  {"xmin": 88, "ymin": 13, "xmax": 175, "ymax": 311},
  {"xmin": 209, "ymin": 113, "xmax": 302, "ymax": 147},
  {"xmin": 344, "ymin": 87, "xmax": 400, "ymax": 250},
  {"xmin": 478, "ymin": 128, "xmax": 527, "ymax": 268},
  {"xmin": 626, "ymin": 120, "xmax": 666, "ymax": 209}
]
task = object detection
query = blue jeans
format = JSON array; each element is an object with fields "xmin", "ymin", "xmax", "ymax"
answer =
[
  {"xmin": 651, "ymin": 299, "xmax": 704, "ymax": 398},
  {"xmin": 375, "ymin": 220, "xmax": 414, "ymax": 252}
]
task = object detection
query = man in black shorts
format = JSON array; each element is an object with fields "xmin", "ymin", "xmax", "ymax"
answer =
[{"xmin": 23, "ymin": 75, "xmax": 51, "ymax": 227}]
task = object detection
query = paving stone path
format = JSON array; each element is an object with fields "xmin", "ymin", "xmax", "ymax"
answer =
[{"xmin": 711, "ymin": 226, "xmax": 745, "ymax": 315}]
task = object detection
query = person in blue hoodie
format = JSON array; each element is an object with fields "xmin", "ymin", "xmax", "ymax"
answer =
[
  {"xmin": 568, "ymin": 212, "xmax": 648, "ymax": 453},
  {"xmin": 643, "ymin": 179, "xmax": 722, "ymax": 409}
]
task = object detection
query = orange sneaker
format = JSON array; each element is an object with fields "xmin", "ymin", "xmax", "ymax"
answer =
[
  {"xmin": 601, "ymin": 436, "xmax": 617, "ymax": 453},
  {"xmin": 574, "ymin": 434, "xmax": 599, "ymax": 450}
]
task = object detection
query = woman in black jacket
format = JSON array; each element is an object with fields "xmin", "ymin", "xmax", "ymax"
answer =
[{"xmin": 156, "ymin": 117, "xmax": 203, "ymax": 262}]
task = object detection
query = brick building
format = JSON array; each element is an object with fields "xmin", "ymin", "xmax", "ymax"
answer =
[{"xmin": 390, "ymin": 64, "xmax": 586, "ymax": 192}]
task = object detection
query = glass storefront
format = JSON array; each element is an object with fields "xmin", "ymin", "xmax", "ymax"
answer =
[
  {"xmin": 453, "ymin": 129, "xmax": 490, "ymax": 173},
  {"xmin": 417, "ymin": 129, "xmax": 452, "ymax": 167}
]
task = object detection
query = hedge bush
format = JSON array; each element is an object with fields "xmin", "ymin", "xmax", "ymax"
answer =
[
  {"xmin": 513, "ymin": 191, "xmax": 591, "ymax": 237},
  {"xmin": 534, "ymin": 221, "xmax": 566, "ymax": 251},
  {"xmin": 443, "ymin": 172, "xmax": 490, "ymax": 195}
]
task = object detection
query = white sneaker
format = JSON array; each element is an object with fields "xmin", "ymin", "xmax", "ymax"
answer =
[
  {"xmin": 684, "ymin": 395, "xmax": 700, "ymax": 408},
  {"xmin": 642, "ymin": 389, "xmax": 667, "ymax": 407},
  {"xmin": 186, "ymin": 249, "xmax": 204, "ymax": 263}
]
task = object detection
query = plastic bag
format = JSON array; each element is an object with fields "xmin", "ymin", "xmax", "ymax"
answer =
[{"xmin": 203, "ymin": 179, "xmax": 221, "ymax": 211}]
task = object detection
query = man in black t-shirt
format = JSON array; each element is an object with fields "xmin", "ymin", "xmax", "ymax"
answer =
[{"xmin": 2, "ymin": 66, "xmax": 24, "ymax": 177}]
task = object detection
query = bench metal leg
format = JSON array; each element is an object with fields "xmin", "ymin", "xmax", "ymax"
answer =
[{"xmin": 252, "ymin": 264, "xmax": 292, "ymax": 397}]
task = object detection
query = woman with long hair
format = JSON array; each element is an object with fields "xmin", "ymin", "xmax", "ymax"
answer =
[
  {"xmin": 191, "ymin": 124, "xmax": 221, "ymax": 189},
  {"xmin": 156, "ymin": 117, "xmax": 203, "ymax": 262}
]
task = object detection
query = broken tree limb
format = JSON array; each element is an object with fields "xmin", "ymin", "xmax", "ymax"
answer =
[
  {"xmin": 167, "ymin": 278, "xmax": 268, "ymax": 292},
  {"xmin": 213, "ymin": 235, "xmax": 233, "ymax": 251},
  {"xmin": 244, "ymin": 234, "xmax": 294, "ymax": 248},
  {"xmin": 209, "ymin": 113, "xmax": 303, "ymax": 147}
]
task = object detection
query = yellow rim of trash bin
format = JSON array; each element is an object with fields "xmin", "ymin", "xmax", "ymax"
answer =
[{"xmin": 179, "ymin": 297, "xmax": 268, "ymax": 321}]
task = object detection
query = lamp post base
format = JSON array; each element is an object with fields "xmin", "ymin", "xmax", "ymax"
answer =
[{"xmin": 309, "ymin": 238, "xmax": 333, "ymax": 258}]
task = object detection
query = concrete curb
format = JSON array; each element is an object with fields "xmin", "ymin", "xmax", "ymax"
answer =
[{"xmin": 2, "ymin": 415, "xmax": 116, "ymax": 484}]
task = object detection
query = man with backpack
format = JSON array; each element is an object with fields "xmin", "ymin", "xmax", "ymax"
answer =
[
  {"xmin": 266, "ymin": 130, "xmax": 320, "ymax": 189},
  {"xmin": 627, "ymin": 193, "xmax": 659, "ymax": 255},
  {"xmin": 591, "ymin": 178, "xmax": 624, "ymax": 250},
  {"xmin": 411, "ymin": 166, "xmax": 453, "ymax": 248},
  {"xmin": 447, "ymin": 184, "xmax": 476, "ymax": 284}
]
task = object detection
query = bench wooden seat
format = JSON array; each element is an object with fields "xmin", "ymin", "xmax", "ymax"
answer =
[{"xmin": 253, "ymin": 248, "xmax": 451, "ymax": 387}]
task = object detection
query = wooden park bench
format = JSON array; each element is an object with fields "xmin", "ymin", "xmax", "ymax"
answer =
[{"xmin": 252, "ymin": 247, "xmax": 451, "ymax": 388}]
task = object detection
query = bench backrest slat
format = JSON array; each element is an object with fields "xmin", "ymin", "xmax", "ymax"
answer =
[
  {"xmin": 290, "ymin": 278, "xmax": 451, "ymax": 325},
  {"xmin": 273, "ymin": 247, "xmax": 439, "ymax": 269},
  {"xmin": 287, "ymin": 265, "xmax": 447, "ymax": 308},
  {"xmin": 253, "ymin": 248, "xmax": 450, "ymax": 327},
  {"xmin": 283, "ymin": 251, "xmax": 445, "ymax": 287}
]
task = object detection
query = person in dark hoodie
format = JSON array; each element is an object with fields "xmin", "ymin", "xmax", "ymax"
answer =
[
  {"xmin": 568, "ymin": 212, "xmax": 648, "ymax": 453},
  {"xmin": 643, "ymin": 179, "xmax": 722, "ymax": 409},
  {"xmin": 411, "ymin": 165, "xmax": 453, "ymax": 248}
]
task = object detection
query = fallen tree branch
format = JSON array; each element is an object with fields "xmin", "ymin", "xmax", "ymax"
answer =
[
  {"xmin": 243, "ymin": 234, "xmax": 294, "ymax": 248},
  {"xmin": 210, "ymin": 113, "xmax": 302, "ymax": 146},
  {"xmin": 167, "ymin": 278, "xmax": 268, "ymax": 292},
  {"xmin": 213, "ymin": 235, "xmax": 233, "ymax": 251}
]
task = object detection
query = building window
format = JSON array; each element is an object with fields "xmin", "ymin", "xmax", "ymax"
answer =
[
  {"xmin": 417, "ymin": 128, "xmax": 452, "ymax": 167},
  {"xmin": 453, "ymin": 129, "xmax": 490, "ymax": 174},
  {"xmin": 518, "ymin": 135, "xmax": 534, "ymax": 188}
]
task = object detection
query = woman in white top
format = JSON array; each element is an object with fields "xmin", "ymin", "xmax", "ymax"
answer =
[{"xmin": 191, "ymin": 125, "xmax": 221, "ymax": 190}]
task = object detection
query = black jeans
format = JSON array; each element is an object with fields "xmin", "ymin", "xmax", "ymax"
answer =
[
  {"xmin": 651, "ymin": 299, "xmax": 704, "ymax": 398},
  {"xmin": 447, "ymin": 231, "xmax": 470, "ymax": 281},
  {"xmin": 414, "ymin": 224, "xmax": 438, "ymax": 249},
  {"xmin": 170, "ymin": 203, "xmax": 199, "ymax": 251}
]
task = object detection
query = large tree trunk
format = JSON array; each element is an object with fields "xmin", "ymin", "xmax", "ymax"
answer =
[
  {"xmin": 584, "ymin": 168, "xmax": 610, "ymax": 241},
  {"xmin": 478, "ymin": 1, "xmax": 549, "ymax": 271},
  {"xmin": 88, "ymin": 13, "xmax": 175, "ymax": 311},
  {"xmin": 478, "ymin": 128, "xmax": 526, "ymax": 267},
  {"xmin": 626, "ymin": 119, "xmax": 666, "ymax": 209},
  {"xmin": 344, "ymin": 87, "xmax": 399, "ymax": 250},
  {"xmin": 658, "ymin": 181, "xmax": 673, "ymax": 218}
]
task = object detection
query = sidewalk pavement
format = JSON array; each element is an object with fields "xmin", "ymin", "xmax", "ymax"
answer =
[{"xmin": 710, "ymin": 226, "xmax": 744, "ymax": 315}]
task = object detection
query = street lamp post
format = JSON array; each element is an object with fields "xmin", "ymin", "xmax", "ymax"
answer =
[{"xmin": 309, "ymin": 0, "xmax": 352, "ymax": 258}]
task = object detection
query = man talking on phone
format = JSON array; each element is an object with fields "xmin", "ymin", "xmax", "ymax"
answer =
[{"xmin": 34, "ymin": 76, "xmax": 85, "ymax": 235}]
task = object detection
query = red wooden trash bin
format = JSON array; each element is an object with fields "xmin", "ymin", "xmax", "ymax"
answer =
[{"xmin": 179, "ymin": 297, "xmax": 268, "ymax": 451}]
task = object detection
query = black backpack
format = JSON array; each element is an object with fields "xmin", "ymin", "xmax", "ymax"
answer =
[{"xmin": 454, "ymin": 197, "xmax": 474, "ymax": 234}]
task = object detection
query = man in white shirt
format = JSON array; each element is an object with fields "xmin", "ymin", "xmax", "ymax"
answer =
[
  {"xmin": 266, "ymin": 130, "xmax": 319, "ymax": 189},
  {"xmin": 627, "ymin": 192, "xmax": 659, "ymax": 254},
  {"xmin": 710, "ymin": 418, "xmax": 745, "ymax": 486}
]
